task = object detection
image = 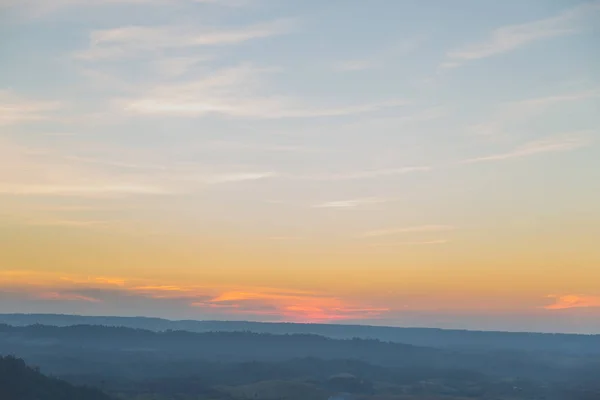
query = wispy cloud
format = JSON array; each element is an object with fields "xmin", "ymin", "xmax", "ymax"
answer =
[
  {"xmin": 0, "ymin": 91, "xmax": 61, "ymax": 126},
  {"xmin": 118, "ymin": 63, "xmax": 408, "ymax": 119},
  {"xmin": 199, "ymin": 141, "xmax": 323, "ymax": 153},
  {"xmin": 122, "ymin": 94, "xmax": 407, "ymax": 119},
  {"xmin": 0, "ymin": 183, "xmax": 172, "ymax": 197},
  {"xmin": 443, "ymin": 2, "xmax": 600, "ymax": 67},
  {"xmin": 6, "ymin": 0, "xmax": 250, "ymax": 18},
  {"xmin": 370, "ymin": 239, "xmax": 448, "ymax": 247},
  {"xmin": 362, "ymin": 225, "xmax": 455, "ymax": 238},
  {"xmin": 545, "ymin": 294, "xmax": 600, "ymax": 310},
  {"xmin": 76, "ymin": 20, "xmax": 292, "ymax": 60},
  {"xmin": 197, "ymin": 171, "xmax": 277, "ymax": 184},
  {"xmin": 462, "ymin": 133, "xmax": 593, "ymax": 164},
  {"xmin": 25, "ymin": 218, "xmax": 113, "ymax": 227},
  {"xmin": 37, "ymin": 291, "xmax": 101, "ymax": 303},
  {"xmin": 313, "ymin": 197, "xmax": 391, "ymax": 209},
  {"xmin": 471, "ymin": 89, "xmax": 600, "ymax": 137},
  {"xmin": 0, "ymin": 137, "xmax": 281, "ymax": 198},
  {"xmin": 295, "ymin": 166, "xmax": 431, "ymax": 181}
]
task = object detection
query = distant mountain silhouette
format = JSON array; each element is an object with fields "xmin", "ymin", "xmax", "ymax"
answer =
[{"xmin": 1, "ymin": 313, "xmax": 598, "ymax": 354}]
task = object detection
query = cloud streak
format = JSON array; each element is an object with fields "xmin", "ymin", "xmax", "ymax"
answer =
[
  {"xmin": 116, "ymin": 63, "xmax": 408, "ymax": 119},
  {"xmin": 362, "ymin": 225, "xmax": 455, "ymax": 238},
  {"xmin": 444, "ymin": 2, "xmax": 600, "ymax": 67},
  {"xmin": 462, "ymin": 133, "xmax": 593, "ymax": 164},
  {"xmin": 294, "ymin": 167, "xmax": 431, "ymax": 181},
  {"xmin": 471, "ymin": 90, "xmax": 600, "ymax": 137},
  {"xmin": 313, "ymin": 197, "xmax": 391, "ymax": 209},
  {"xmin": 370, "ymin": 239, "xmax": 448, "ymax": 247},
  {"xmin": 76, "ymin": 20, "xmax": 292, "ymax": 60},
  {"xmin": 0, "ymin": 91, "xmax": 61, "ymax": 126},
  {"xmin": 545, "ymin": 295, "xmax": 600, "ymax": 310}
]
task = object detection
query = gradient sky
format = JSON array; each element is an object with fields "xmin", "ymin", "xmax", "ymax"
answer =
[{"xmin": 1, "ymin": 0, "xmax": 600, "ymax": 333}]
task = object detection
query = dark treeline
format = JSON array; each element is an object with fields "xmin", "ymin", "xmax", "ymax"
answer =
[
  {"xmin": 1, "ymin": 313, "xmax": 599, "ymax": 354},
  {"xmin": 0, "ymin": 355, "xmax": 113, "ymax": 400}
]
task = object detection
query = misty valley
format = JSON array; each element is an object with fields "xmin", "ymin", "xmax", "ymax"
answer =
[{"xmin": 1, "ymin": 315, "xmax": 599, "ymax": 400}]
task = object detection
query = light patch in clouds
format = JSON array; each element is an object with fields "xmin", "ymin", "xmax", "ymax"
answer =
[
  {"xmin": 76, "ymin": 20, "xmax": 292, "ymax": 60},
  {"xmin": 313, "ymin": 197, "xmax": 391, "ymax": 209},
  {"xmin": 462, "ymin": 133, "xmax": 593, "ymax": 164},
  {"xmin": 545, "ymin": 295, "xmax": 600, "ymax": 310},
  {"xmin": 363, "ymin": 225, "xmax": 455, "ymax": 238},
  {"xmin": 444, "ymin": 2, "xmax": 600, "ymax": 67}
]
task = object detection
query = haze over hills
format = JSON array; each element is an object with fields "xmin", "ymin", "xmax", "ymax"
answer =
[
  {"xmin": 1, "ymin": 322, "xmax": 599, "ymax": 400},
  {"xmin": 1, "ymin": 313, "xmax": 598, "ymax": 355}
]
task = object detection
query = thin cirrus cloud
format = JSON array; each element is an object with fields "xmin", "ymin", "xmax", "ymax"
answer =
[
  {"xmin": 37, "ymin": 291, "xmax": 101, "ymax": 303},
  {"xmin": 370, "ymin": 239, "xmax": 449, "ymax": 247},
  {"xmin": 545, "ymin": 295, "xmax": 600, "ymax": 310},
  {"xmin": 76, "ymin": 19, "xmax": 293, "ymax": 60},
  {"xmin": 114, "ymin": 62, "xmax": 410, "ymax": 120},
  {"xmin": 0, "ymin": 184, "xmax": 172, "ymax": 197},
  {"xmin": 442, "ymin": 2, "xmax": 600, "ymax": 68},
  {"xmin": 462, "ymin": 133, "xmax": 593, "ymax": 164},
  {"xmin": 120, "ymin": 93, "xmax": 408, "ymax": 119},
  {"xmin": 0, "ymin": 135, "xmax": 281, "ymax": 198},
  {"xmin": 362, "ymin": 225, "xmax": 455, "ymax": 238},
  {"xmin": 471, "ymin": 89, "xmax": 600, "ymax": 137},
  {"xmin": 0, "ymin": 90, "xmax": 62, "ymax": 126},
  {"xmin": 312, "ymin": 197, "xmax": 392, "ymax": 209},
  {"xmin": 294, "ymin": 166, "xmax": 431, "ymax": 181}
]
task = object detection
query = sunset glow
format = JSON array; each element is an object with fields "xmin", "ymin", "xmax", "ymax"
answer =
[{"xmin": 1, "ymin": 0, "xmax": 600, "ymax": 334}]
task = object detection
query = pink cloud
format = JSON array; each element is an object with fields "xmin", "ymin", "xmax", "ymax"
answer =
[
  {"xmin": 545, "ymin": 295, "xmax": 600, "ymax": 310},
  {"xmin": 194, "ymin": 290, "xmax": 389, "ymax": 323}
]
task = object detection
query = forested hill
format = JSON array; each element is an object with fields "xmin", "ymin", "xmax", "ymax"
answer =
[
  {"xmin": 0, "ymin": 355, "xmax": 113, "ymax": 400},
  {"xmin": 0, "ymin": 323, "xmax": 592, "ymax": 382},
  {"xmin": 1, "ymin": 313, "xmax": 598, "ymax": 354}
]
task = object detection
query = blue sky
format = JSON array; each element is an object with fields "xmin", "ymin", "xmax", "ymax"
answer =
[{"xmin": 1, "ymin": 0, "xmax": 600, "ymax": 332}]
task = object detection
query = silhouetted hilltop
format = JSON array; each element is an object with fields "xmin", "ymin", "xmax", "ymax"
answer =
[
  {"xmin": 1, "ymin": 313, "xmax": 598, "ymax": 354},
  {"xmin": 0, "ymin": 355, "xmax": 113, "ymax": 400}
]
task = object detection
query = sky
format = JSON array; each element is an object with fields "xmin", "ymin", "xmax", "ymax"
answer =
[{"xmin": 1, "ymin": 0, "xmax": 599, "ymax": 334}]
